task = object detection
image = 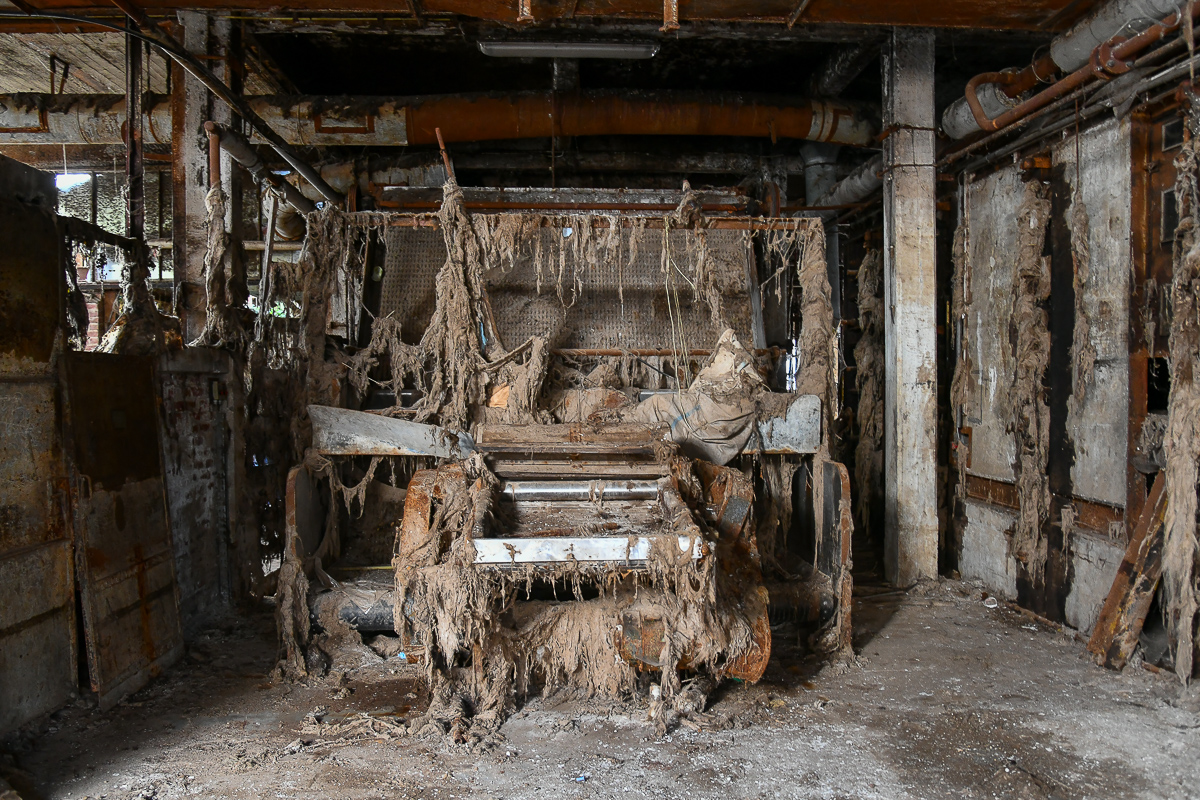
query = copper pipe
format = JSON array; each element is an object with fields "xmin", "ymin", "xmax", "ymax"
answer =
[
  {"xmin": 405, "ymin": 91, "xmax": 878, "ymax": 148},
  {"xmin": 965, "ymin": 5, "xmax": 1193, "ymax": 133},
  {"xmin": 205, "ymin": 122, "xmax": 220, "ymax": 191}
]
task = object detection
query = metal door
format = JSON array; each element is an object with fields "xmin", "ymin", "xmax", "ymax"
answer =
[
  {"xmin": 65, "ymin": 351, "xmax": 184, "ymax": 709},
  {"xmin": 0, "ymin": 192, "xmax": 76, "ymax": 734}
]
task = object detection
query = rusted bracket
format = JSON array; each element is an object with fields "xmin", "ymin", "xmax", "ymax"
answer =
[
  {"xmin": 1089, "ymin": 37, "xmax": 1133, "ymax": 80},
  {"xmin": 786, "ymin": 0, "xmax": 814, "ymax": 29},
  {"xmin": 435, "ymin": 126, "xmax": 456, "ymax": 182},
  {"xmin": 660, "ymin": 0, "xmax": 679, "ymax": 32}
]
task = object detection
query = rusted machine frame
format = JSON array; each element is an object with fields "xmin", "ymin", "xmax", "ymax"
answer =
[{"xmin": 392, "ymin": 437, "xmax": 773, "ymax": 683}]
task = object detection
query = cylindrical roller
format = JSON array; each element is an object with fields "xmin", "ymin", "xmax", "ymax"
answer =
[{"xmin": 499, "ymin": 480, "xmax": 660, "ymax": 502}]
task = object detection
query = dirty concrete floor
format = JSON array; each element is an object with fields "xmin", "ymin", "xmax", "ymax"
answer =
[{"xmin": 3, "ymin": 580, "xmax": 1198, "ymax": 800}]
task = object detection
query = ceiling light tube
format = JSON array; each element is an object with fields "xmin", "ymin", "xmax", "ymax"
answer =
[{"xmin": 477, "ymin": 41, "xmax": 660, "ymax": 59}]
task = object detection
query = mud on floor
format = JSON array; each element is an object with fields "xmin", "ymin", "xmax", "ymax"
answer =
[{"xmin": 3, "ymin": 580, "xmax": 1199, "ymax": 800}]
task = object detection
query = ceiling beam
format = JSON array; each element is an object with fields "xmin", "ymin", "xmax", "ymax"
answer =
[{"xmin": 0, "ymin": 0, "xmax": 1091, "ymax": 33}]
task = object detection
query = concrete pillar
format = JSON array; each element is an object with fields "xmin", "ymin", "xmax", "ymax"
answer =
[
  {"xmin": 881, "ymin": 28, "xmax": 939, "ymax": 585},
  {"xmin": 172, "ymin": 11, "xmax": 212, "ymax": 342}
]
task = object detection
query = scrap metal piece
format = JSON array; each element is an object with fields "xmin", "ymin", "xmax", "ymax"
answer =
[{"xmin": 308, "ymin": 405, "xmax": 475, "ymax": 458}]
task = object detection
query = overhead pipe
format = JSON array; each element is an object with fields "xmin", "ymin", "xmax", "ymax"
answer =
[
  {"xmin": 942, "ymin": 0, "xmax": 1189, "ymax": 139},
  {"xmin": 810, "ymin": 153, "xmax": 882, "ymax": 211},
  {"xmin": 798, "ymin": 142, "xmax": 841, "ymax": 205},
  {"xmin": 0, "ymin": 91, "xmax": 879, "ymax": 148},
  {"xmin": 0, "ymin": 7, "xmax": 345, "ymax": 205},
  {"xmin": 203, "ymin": 121, "xmax": 318, "ymax": 215},
  {"xmin": 407, "ymin": 91, "xmax": 878, "ymax": 147}
]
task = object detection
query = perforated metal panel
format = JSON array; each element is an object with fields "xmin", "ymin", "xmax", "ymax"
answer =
[
  {"xmin": 379, "ymin": 226, "xmax": 443, "ymax": 345},
  {"xmin": 378, "ymin": 217, "xmax": 756, "ymax": 350}
]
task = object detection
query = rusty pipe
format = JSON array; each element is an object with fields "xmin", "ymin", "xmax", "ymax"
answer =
[
  {"xmin": 206, "ymin": 123, "xmax": 221, "ymax": 191},
  {"xmin": 406, "ymin": 91, "xmax": 878, "ymax": 147},
  {"xmin": 0, "ymin": 91, "xmax": 879, "ymax": 148},
  {"xmin": 204, "ymin": 120, "xmax": 318, "ymax": 214},
  {"xmin": 967, "ymin": 4, "xmax": 1193, "ymax": 134}
]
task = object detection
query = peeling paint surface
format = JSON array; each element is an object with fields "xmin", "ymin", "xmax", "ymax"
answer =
[
  {"xmin": 1054, "ymin": 118, "xmax": 1131, "ymax": 508},
  {"xmin": 0, "ymin": 193, "xmax": 75, "ymax": 736},
  {"xmin": 160, "ymin": 350, "xmax": 230, "ymax": 636},
  {"xmin": 1064, "ymin": 530, "xmax": 1125, "ymax": 635},
  {"xmin": 963, "ymin": 167, "xmax": 1024, "ymax": 483},
  {"xmin": 65, "ymin": 352, "xmax": 184, "ymax": 710},
  {"xmin": 960, "ymin": 498, "xmax": 1018, "ymax": 600}
]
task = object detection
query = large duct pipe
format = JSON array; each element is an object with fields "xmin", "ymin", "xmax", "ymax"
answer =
[
  {"xmin": 942, "ymin": 0, "xmax": 1186, "ymax": 139},
  {"xmin": 811, "ymin": 153, "xmax": 882, "ymax": 211},
  {"xmin": 799, "ymin": 142, "xmax": 841, "ymax": 205},
  {"xmin": 204, "ymin": 121, "xmax": 318, "ymax": 215},
  {"xmin": 0, "ymin": 91, "xmax": 880, "ymax": 148},
  {"xmin": 408, "ymin": 92, "xmax": 878, "ymax": 147}
]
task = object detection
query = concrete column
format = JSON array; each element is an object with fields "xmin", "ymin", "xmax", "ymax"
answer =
[
  {"xmin": 881, "ymin": 28, "xmax": 938, "ymax": 585},
  {"xmin": 172, "ymin": 11, "xmax": 212, "ymax": 342}
]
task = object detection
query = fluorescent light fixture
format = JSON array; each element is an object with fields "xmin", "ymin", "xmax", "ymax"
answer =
[{"xmin": 478, "ymin": 41, "xmax": 659, "ymax": 59}]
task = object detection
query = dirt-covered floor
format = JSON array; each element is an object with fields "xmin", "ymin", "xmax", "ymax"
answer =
[{"xmin": 3, "ymin": 580, "xmax": 1198, "ymax": 800}]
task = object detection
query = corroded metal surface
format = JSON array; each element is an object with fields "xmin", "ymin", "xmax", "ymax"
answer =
[
  {"xmin": 65, "ymin": 352, "xmax": 183, "ymax": 710},
  {"xmin": 0, "ymin": 187, "xmax": 76, "ymax": 736}
]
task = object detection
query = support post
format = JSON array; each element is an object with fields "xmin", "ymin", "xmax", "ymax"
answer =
[
  {"xmin": 882, "ymin": 28, "xmax": 939, "ymax": 585},
  {"xmin": 125, "ymin": 26, "xmax": 144, "ymax": 240},
  {"xmin": 171, "ymin": 11, "xmax": 211, "ymax": 341},
  {"xmin": 214, "ymin": 17, "xmax": 247, "ymax": 311}
]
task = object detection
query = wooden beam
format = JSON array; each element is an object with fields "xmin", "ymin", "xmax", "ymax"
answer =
[{"xmin": 1087, "ymin": 471, "xmax": 1167, "ymax": 670}]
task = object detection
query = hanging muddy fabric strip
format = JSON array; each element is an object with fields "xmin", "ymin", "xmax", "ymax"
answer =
[
  {"xmin": 853, "ymin": 249, "xmax": 884, "ymax": 533},
  {"xmin": 1066, "ymin": 190, "xmax": 1097, "ymax": 426},
  {"xmin": 1164, "ymin": 129, "xmax": 1200, "ymax": 684},
  {"xmin": 1006, "ymin": 180, "xmax": 1052, "ymax": 585},
  {"xmin": 949, "ymin": 217, "xmax": 973, "ymax": 499}
]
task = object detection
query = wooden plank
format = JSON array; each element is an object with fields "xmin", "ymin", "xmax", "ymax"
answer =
[{"xmin": 1086, "ymin": 471, "xmax": 1167, "ymax": 670}]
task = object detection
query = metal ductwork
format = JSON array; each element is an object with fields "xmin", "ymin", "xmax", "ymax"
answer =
[
  {"xmin": 799, "ymin": 143, "xmax": 841, "ymax": 206},
  {"xmin": 811, "ymin": 153, "xmax": 883, "ymax": 212},
  {"xmin": 942, "ymin": 0, "xmax": 1186, "ymax": 139},
  {"xmin": 0, "ymin": 92, "xmax": 879, "ymax": 148}
]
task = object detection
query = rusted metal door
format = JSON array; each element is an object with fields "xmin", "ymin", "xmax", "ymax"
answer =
[
  {"xmin": 65, "ymin": 351, "xmax": 183, "ymax": 709},
  {"xmin": 0, "ymin": 190, "xmax": 76, "ymax": 735}
]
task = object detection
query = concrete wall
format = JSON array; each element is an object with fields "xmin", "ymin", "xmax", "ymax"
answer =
[
  {"xmin": 1054, "ymin": 118, "xmax": 1131, "ymax": 508},
  {"xmin": 960, "ymin": 499, "xmax": 1018, "ymax": 599},
  {"xmin": 1064, "ymin": 531, "xmax": 1126, "ymax": 634},
  {"xmin": 957, "ymin": 118, "xmax": 1131, "ymax": 630},
  {"xmin": 961, "ymin": 167, "xmax": 1023, "ymax": 483},
  {"xmin": 160, "ymin": 348, "xmax": 233, "ymax": 636}
]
